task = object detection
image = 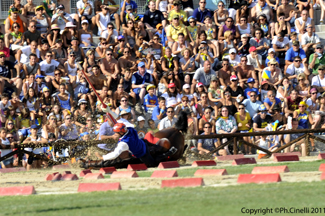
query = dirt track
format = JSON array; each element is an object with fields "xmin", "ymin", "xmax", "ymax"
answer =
[{"xmin": 0, "ymin": 156, "xmax": 322, "ymax": 195}]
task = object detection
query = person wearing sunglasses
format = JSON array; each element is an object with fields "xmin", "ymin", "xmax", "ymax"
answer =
[
  {"xmin": 0, "ymin": 128, "xmax": 15, "ymax": 169},
  {"xmin": 263, "ymin": 89, "xmax": 281, "ymax": 114},
  {"xmin": 7, "ymin": 22, "xmax": 24, "ymax": 50},
  {"xmin": 192, "ymin": 0, "xmax": 212, "ymax": 24},
  {"xmin": 260, "ymin": 58, "xmax": 282, "ymax": 88},
  {"xmin": 218, "ymin": 59, "xmax": 234, "ymax": 88},
  {"xmin": 166, "ymin": 14, "xmax": 187, "ymax": 47},
  {"xmin": 167, "ymin": 0, "xmax": 187, "ymax": 24},
  {"xmin": 286, "ymin": 56, "xmax": 310, "ymax": 86},
  {"xmin": 218, "ymin": 17, "xmax": 240, "ymax": 41},
  {"xmin": 214, "ymin": 1, "xmax": 228, "ymax": 27},
  {"xmin": 309, "ymin": 44, "xmax": 325, "ymax": 76},
  {"xmin": 311, "ymin": 65, "xmax": 325, "ymax": 93},
  {"xmin": 59, "ymin": 114, "xmax": 79, "ymax": 140},
  {"xmin": 301, "ymin": 24, "xmax": 320, "ymax": 56},
  {"xmin": 32, "ymin": 5, "xmax": 50, "ymax": 38},
  {"xmin": 253, "ymin": 104, "xmax": 273, "ymax": 132},
  {"xmin": 5, "ymin": 7, "xmax": 27, "ymax": 34},
  {"xmin": 158, "ymin": 107, "xmax": 177, "ymax": 130},
  {"xmin": 51, "ymin": 4, "xmax": 74, "ymax": 32},
  {"xmin": 198, "ymin": 122, "xmax": 225, "ymax": 156}
]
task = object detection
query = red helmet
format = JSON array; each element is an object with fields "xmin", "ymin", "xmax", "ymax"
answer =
[{"xmin": 113, "ymin": 123, "xmax": 127, "ymax": 133}]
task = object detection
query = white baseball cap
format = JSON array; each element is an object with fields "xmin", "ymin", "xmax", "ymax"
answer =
[
  {"xmin": 229, "ymin": 48, "xmax": 237, "ymax": 54},
  {"xmin": 183, "ymin": 84, "xmax": 190, "ymax": 89},
  {"xmin": 268, "ymin": 48, "xmax": 275, "ymax": 53},
  {"xmin": 137, "ymin": 116, "xmax": 145, "ymax": 122}
]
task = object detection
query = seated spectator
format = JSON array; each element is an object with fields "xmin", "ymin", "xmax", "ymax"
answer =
[
  {"xmin": 296, "ymin": 73, "xmax": 310, "ymax": 99},
  {"xmin": 285, "ymin": 40, "xmax": 307, "ymax": 71},
  {"xmin": 131, "ymin": 62, "xmax": 154, "ymax": 105},
  {"xmin": 247, "ymin": 46, "xmax": 262, "ymax": 72},
  {"xmin": 301, "ymin": 24, "xmax": 320, "ymax": 56},
  {"xmin": 167, "ymin": 0, "xmax": 187, "ymax": 24},
  {"xmin": 0, "ymin": 52, "xmax": 22, "ymax": 96},
  {"xmin": 309, "ymin": 44, "xmax": 325, "ymax": 76},
  {"xmin": 226, "ymin": 75, "xmax": 244, "ymax": 102},
  {"xmin": 274, "ymin": 12, "xmax": 291, "ymax": 38},
  {"xmin": 117, "ymin": 110, "xmax": 135, "ymax": 127},
  {"xmin": 218, "ymin": 59, "xmax": 235, "ymax": 88},
  {"xmin": 192, "ymin": 60, "xmax": 216, "ymax": 89},
  {"xmin": 32, "ymin": 6, "xmax": 50, "ymax": 38},
  {"xmin": 253, "ymin": 105, "xmax": 273, "ymax": 132},
  {"xmin": 235, "ymin": 103, "xmax": 252, "ymax": 154},
  {"xmin": 215, "ymin": 106, "xmax": 237, "ymax": 153},
  {"xmin": 306, "ymin": 88, "xmax": 319, "ymax": 112},
  {"xmin": 243, "ymin": 78, "xmax": 259, "ymax": 99},
  {"xmin": 0, "ymin": 128, "xmax": 15, "ymax": 169},
  {"xmin": 286, "ymin": 56, "xmax": 310, "ymax": 86},
  {"xmin": 207, "ymin": 76, "xmax": 223, "ymax": 107},
  {"xmin": 147, "ymin": 119, "xmax": 158, "ymax": 134},
  {"xmin": 135, "ymin": 116, "xmax": 147, "ymax": 139},
  {"xmin": 237, "ymin": 34, "xmax": 250, "ymax": 57},
  {"xmin": 152, "ymin": 96, "xmax": 167, "ymax": 125},
  {"xmin": 311, "ymin": 65, "xmax": 325, "ymax": 93},
  {"xmin": 218, "ymin": 17, "xmax": 240, "ymax": 41},
  {"xmin": 242, "ymin": 91, "xmax": 262, "ymax": 119},
  {"xmin": 284, "ymin": 89, "xmax": 302, "ymax": 117},
  {"xmin": 219, "ymin": 90, "xmax": 238, "ymax": 116},
  {"xmin": 197, "ymin": 122, "xmax": 226, "ymax": 156},
  {"xmin": 166, "ymin": 14, "xmax": 187, "ymax": 47},
  {"xmin": 284, "ymin": 118, "xmax": 307, "ymax": 156},
  {"xmin": 195, "ymin": 41, "xmax": 215, "ymax": 68},
  {"xmin": 249, "ymin": 28, "xmax": 269, "ymax": 58},
  {"xmin": 143, "ymin": 0, "xmax": 166, "ymax": 32},
  {"xmin": 293, "ymin": 101, "xmax": 313, "ymax": 129},
  {"xmin": 161, "ymin": 83, "xmax": 181, "ymax": 107},
  {"xmin": 59, "ymin": 114, "xmax": 79, "ymax": 141},
  {"xmin": 115, "ymin": 96, "xmax": 136, "ymax": 123},
  {"xmin": 179, "ymin": 48, "xmax": 196, "ymax": 75},
  {"xmin": 158, "ymin": 106, "xmax": 177, "ymax": 130},
  {"xmin": 198, "ymin": 106, "xmax": 215, "ymax": 133},
  {"xmin": 220, "ymin": 30, "xmax": 236, "ymax": 59},
  {"xmin": 51, "ymin": 5, "xmax": 74, "ymax": 32},
  {"xmin": 5, "ymin": 8, "xmax": 27, "ymax": 34},
  {"xmin": 272, "ymin": 31, "xmax": 290, "ymax": 58},
  {"xmin": 223, "ymin": 48, "xmax": 240, "ymax": 68},
  {"xmin": 265, "ymin": 48, "xmax": 280, "ymax": 66},
  {"xmin": 186, "ymin": 17, "xmax": 199, "ymax": 47},
  {"xmin": 276, "ymin": 77, "xmax": 294, "ymax": 101},
  {"xmin": 264, "ymin": 90, "xmax": 282, "ymax": 114},
  {"xmin": 237, "ymin": 56, "xmax": 258, "ymax": 89},
  {"xmin": 192, "ymin": 0, "xmax": 213, "ymax": 25},
  {"xmin": 143, "ymin": 84, "xmax": 158, "ymax": 113},
  {"xmin": 261, "ymin": 58, "xmax": 283, "ymax": 89}
]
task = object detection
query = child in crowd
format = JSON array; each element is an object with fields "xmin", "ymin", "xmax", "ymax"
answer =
[
  {"xmin": 143, "ymin": 84, "xmax": 158, "ymax": 113},
  {"xmin": 135, "ymin": 116, "xmax": 147, "ymax": 139}
]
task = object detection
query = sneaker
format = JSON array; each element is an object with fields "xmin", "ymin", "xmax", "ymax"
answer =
[{"xmin": 320, "ymin": 20, "xmax": 324, "ymax": 25}]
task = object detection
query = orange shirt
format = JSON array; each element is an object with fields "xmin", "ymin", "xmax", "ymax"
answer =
[{"xmin": 9, "ymin": 16, "xmax": 24, "ymax": 33}]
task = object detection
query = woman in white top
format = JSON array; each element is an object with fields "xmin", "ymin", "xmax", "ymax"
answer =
[
  {"xmin": 32, "ymin": 6, "xmax": 50, "ymax": 37},
  {"xmin": 78, "ymin": 19, "xmax": 93, "ymax": 54},
  {"xmin": 23, "ymin": 125, "xmax": 47, "ymax": 170},
  {"xmin": 236, "ymin": 15, "xmax": 252, "ymax": 35},
  {"xmin": 64, "ymin": 52, "xmax": 78, "ymax": 79},
  {"xmin": 214, "ymin": 1, "xmax": 228, "ymax": 27},
  {"xmin": 161, "ymin": 83, "xmax": 182, "ymax": 107},
  {"xmin": 172, "ymin": 33, "xmax": 192, "ymax": 58}
]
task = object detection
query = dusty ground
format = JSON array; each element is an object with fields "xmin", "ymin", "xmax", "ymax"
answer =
[{"xmin": 0, "ymin": 155, "xmax": 323, "ymax": 195}]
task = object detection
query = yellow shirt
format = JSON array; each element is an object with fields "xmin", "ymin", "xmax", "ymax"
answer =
[
  {"xmin": 235, "ymin": 112, "xmax": 251, "ymax": 131},
  {"xmin": 187, "ymin": 25, "xmax": 198, "ymax": 41},
  {"xmin": 167, "ymin": 10, "xmax": 187, "ymax": 24},
  {"xmin": 167, "ymin": 24, "xmax": 187, "ymax": 41}
]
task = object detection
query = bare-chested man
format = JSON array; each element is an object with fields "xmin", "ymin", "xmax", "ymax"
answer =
[
  {"xmin": 218, "ymin": 59, "xmax": 235, "ymax": 89},
  {"xmin": 277, "ymin": 0, "xmax": 298, "ymax": 25},
  {"xmin": 117, "ymin": 47, "xmax": 137, "ymax": 74},
  {"xmin": 237, "ymin": 56, "xmax": 258, "ymax": 89},
  {"xmin": 99, "ymin": 48, "xmax": 120, "ymax": 91},
  {"xmin": 88, "ymin": 64, "xmax": 108, "ymax": 94}
]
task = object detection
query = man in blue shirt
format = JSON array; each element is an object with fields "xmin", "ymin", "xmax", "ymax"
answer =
[
  {"xmin": 244, "ymin": 78, "xmax": 260, "ymax": 99},
  {"xmin": 120, "ymin": 0, "xmax": 137, "ymax": 13},
  {"xmin": 95, "ymin": 123, "xmax": 177, "ymax": 167},
  {"xmin": 263, "ymin": 90, "xmax": 281, "ymax": 114},
  {"xmin": 192, "ymin": 0, "xmax": 213, "ymax": 24},
  {"xmin": 131, "ymin": 62, "xmax": 154, "ymax": 104},
  {"xmin": 152, "ymin": 97, "xmax": 167, "ymax": 125},
  {"xmin": 285, "ymin": 40, "xmax": 307, "ymax": 71},
  {"xmin": 242, "ymin": 91, "xmax": 262, "ymax": 119}
]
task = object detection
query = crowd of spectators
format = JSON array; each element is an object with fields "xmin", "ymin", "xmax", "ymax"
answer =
[{"xmin": 0, "ymin": 0, "xmax": 325, "ymax": 169}]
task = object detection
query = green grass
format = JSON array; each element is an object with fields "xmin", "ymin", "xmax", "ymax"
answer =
[
  {"xmin": 2, "ymin": 160, "xmax": 325, "ymax": 215},
  {"xmin": 2, "ymin": 181, "xmax": 325, "ymax": 216}
]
